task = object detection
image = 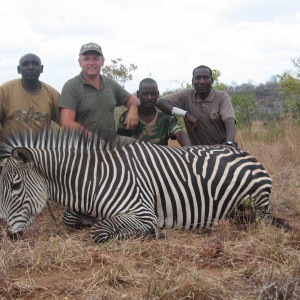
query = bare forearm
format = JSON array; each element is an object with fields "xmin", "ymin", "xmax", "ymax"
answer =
[
  {"xmin": 175, "ymin": 131, "xmax": 192, "ymax": 147},
  {"xmin": 126, "ymin": 94, "xmax": 139, "ymax": 109},
  {"xmin": 60, "ymin": 108, "xmax": 87, "ymax": 132},
  {"xmin": 61, "ymin": 119, "xmax": 85, "ymax": 131},
  {"xmin": 155, "ymin": 99, "xmax": 174, "ymax": 114},
  {"xmin": 124, "ymin": 95, "xmax": 138, "ymax": 129},
  {"xmin": 224, "ymin": 118, "xmax": 236, "ymax": 141}
]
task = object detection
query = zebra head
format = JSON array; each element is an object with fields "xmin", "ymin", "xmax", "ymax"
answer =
[{"xmin": 0, "ymin": 147, "xmax": 48, "ymax": 239}]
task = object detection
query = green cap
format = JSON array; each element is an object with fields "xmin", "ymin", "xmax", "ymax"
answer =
[{"xmin": 79, "ymin": 42, "xmax": 103, "ymax": 55}]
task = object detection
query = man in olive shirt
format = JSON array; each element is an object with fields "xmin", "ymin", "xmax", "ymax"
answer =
[
  {"xmin": 156, "ymin": 65, "xmax": 237, "ymax": 147},
  {"xmin": 0, "ymin": 53, "xmax": 60, "ymax": 137},
  {"xmin": 58, "ymin": 42, "xmax": 138, "ymax": 142}
]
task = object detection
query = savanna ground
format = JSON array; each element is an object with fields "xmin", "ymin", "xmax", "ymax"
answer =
[{"xmin": 0, "ymin": 120, "xmax": 300, "ymax": 300}]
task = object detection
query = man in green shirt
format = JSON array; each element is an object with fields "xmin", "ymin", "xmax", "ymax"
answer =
[
  {"xmin": 58, "ymin": 42, "xmax": 138, "ymax": 142},
  {"xmin": 118, "ymin": 78, "xmax": 191, "ymax": 146}
]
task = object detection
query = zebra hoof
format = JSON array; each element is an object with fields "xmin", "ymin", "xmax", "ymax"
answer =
[
  {"xmin": 7, "ymin": 230, "xmax": 23, "ymax": 240},
  {"xmin": 149, "ymin": 228, "xmax": 165, "ymax": 239},
  {"xmin": 156, "ymin": 230, "xmax": 166, "ymax": 240},
  {"xmin": 272, "ymin": 217, "xmax": 293, "ymax": 231}
]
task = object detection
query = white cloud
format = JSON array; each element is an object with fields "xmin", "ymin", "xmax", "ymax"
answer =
[{"xmin": 0, "ymin": 0, "xmax": 300, "ymax": 93}]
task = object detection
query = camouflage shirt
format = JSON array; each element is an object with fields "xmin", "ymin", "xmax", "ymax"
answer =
[{"xmin": 117, "ymin": 108, "xmax": 183, "ymax": 145}]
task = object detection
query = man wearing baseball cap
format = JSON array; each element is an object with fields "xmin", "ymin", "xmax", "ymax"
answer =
[
  {"xmin": 58, "ymin": 42, "xmax": 138, "ymax": 142},
  {"xmin": 79, "ymin": 42, "xmax": 103, "ymax": 55}
]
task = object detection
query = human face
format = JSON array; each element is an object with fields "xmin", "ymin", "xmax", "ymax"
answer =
[
  {"xmin": 138, "ymin": 82, "xmax": 159, "ymax": 109},
  {"xmin": 17, "ymin": 54, "xmax": 43, "ymax": 82},
  {"xmin": 192, "ymin": 68, "xmax": 213, "ymax": 95},
  {"xmin": 78, "ymin": 52, "xmax": 104, "ymax": 78}
]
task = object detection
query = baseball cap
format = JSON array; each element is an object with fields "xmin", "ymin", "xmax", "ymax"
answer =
[{"xmin": 79, "ymin": 42, "xmax": 103, "ymax": 55}]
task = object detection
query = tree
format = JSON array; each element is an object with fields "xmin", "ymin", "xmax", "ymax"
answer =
[
  {"xmin": 231, "ymin": 92, "xmax": 258, "ymax": 129},
  {"xmin": 102, "ymin": 58, "xmax": 137, "ymax": 87},
  {"xmin": 277, "ymin": 58, "xmax": 300, "ymax": 120},
  {"xmin": 292, "ymin": 57, "xmax": 300, "ymax": 78},
  {"xmin": 277, "ymin": 71, "xmax": 300, "ymax": 97},
  {"xmin": 212, "ymin": 69, "xmax": 227, "ymax": 91}
]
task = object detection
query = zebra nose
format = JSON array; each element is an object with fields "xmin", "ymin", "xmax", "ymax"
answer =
[{"xmin": 7, "ymin": 230, "xmax": 23, "ymax": 240}]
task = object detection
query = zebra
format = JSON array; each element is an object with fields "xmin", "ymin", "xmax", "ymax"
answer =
[{"xmin": 0, "ymin": 127, "xmax": 283, "ymax": 243}]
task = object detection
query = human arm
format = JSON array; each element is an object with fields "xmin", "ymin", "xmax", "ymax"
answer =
[
  {"xmin": 156, "ymin": 99, "xmax": 199, "ymax": 130},
  {"xmin": 60, "ymin": 108, "xmax": 90, "ymax": 134},
  {"xmin": 219, "ymin": 92, "xmax": 237, "ymax": 146},
  {"xmin": 168, "ymin": 115, "xmax": 192, "ymax": 147},
  {"xmin": 185, "ymin": 112, "xmax": 199, "ymax": 130},
  {"xmin": 223, "ymin": 117, "xmax": 237, "ymax": 147},
  {"xmin": 58, "ymin": 78, "xmax": 91, "ymax": 133},
  {"xmin": 123, "ymin": 94, "xmax": 138, "ymax": 130},
  {"xmin": 175, "ymin": 131, "xmax": 192, "ymax": 146},
  {"xmin": 117, "ymin": 110, "xmax": 132, "ymax": 137},
  {"xmin": 50, "ymin": 89, "xmax": 61, "ymax": 126},
  {"xmin": 155, "ymin": 98, "xmax": 173, "ymax": 114}
]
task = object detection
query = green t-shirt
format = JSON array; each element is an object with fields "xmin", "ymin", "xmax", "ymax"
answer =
[
  {"xmin": 58, "ymin": 73, "xmax": 130, "ymax": 139},
  {"xmin": 117, "ymin": 108, "xmax": 183, "ymax": 145}
]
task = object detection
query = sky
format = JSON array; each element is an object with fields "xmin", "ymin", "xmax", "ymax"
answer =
[{"xmin": 0, "ymin": 0, "xmax": 300, "ymax": 94}]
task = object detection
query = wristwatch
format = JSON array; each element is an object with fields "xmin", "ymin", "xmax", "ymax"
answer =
[{"xmin": 225, "ymin": 141, "xmax": 238, "ymax": 148}]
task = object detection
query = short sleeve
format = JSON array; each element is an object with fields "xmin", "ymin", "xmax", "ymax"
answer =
[
  {"xmin": 160, "ymin": 89, "xmax": 193, "ymax": 110},
  {"xmin": 168, "ymin": 116, "xmax": 183, "ymax": 139},
  {"xmin": 58, "ymin": 79, "xmax": 79, "ymax": 111},
  {"xmin": 219, "ymin": 92, "xmax": 235, "ymax": 121}
]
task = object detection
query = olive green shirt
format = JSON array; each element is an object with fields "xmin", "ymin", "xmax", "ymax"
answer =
[{"xmin": 58, "ymin": 73, "xmax": 130, "ymax": 139}]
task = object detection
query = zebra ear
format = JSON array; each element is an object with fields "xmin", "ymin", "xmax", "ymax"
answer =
[{"xmin": 12, "ymin": 147, "xmax": 33, "ymax": 163}]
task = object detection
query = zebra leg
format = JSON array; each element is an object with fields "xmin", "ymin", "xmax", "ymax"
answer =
[
  {"xmin": 62, "ymin": 209, "xmax": 97, "ymax": 229},
  {"xmin": 46, "ymin": 201, "xmax": 56, "ymax": 221},
  {"xmin": 249, "ymin": 210, "xmax": 292, "ymax": 231},
  {"xmin": 148, "ymin": 227, "xmax": 166, "ymax": 239},
  {"xmin": 91, "ymin": 213, "xmax": 158, "ymax": 243},
  {"xmin": 272, "ymin": 217, "xmax": 292, "ymax": 231}
]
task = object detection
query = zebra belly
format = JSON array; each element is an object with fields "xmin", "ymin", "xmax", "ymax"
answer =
[{"xmin": 154, "ymin": 171, "xmax": 272, "ymax": 230}]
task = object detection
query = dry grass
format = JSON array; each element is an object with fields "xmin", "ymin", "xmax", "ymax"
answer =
[{"xmin": 1, "ymin": 121, "xmax": 300, "ymax": 300}]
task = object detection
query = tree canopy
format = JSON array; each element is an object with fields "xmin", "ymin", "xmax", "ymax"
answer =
[
  {"xmin": 277, "ymin": 57, "xmax": 300, "ymax": 119},
  {"xmin": 102, "ymin": 58, "xmax": 137, "ymax": 87}
]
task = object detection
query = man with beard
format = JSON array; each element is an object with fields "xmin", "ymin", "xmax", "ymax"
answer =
[
  {"xmin": 117, "ymin": 78, "xmax": 191, "ymax": 146},
  {"xmin": 156, "ymin": 65, "xmax": 237, "ymax": 147}
]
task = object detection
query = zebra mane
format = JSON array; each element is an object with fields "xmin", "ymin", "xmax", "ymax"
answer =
[{"xmin": 0, "ymin": 127, "xmax": 112, "ymax": 158}]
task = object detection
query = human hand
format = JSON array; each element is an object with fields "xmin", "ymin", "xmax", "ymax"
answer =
[
  {"xmin": 185, "ymin": 112, "xmax": 199, "ymax": 131},
  {"xmin": 124, "ymin": 106, "xmax": 138, "ymax": 130}
]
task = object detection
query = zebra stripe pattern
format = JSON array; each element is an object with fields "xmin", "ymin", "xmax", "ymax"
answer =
[{"xmin": 0, "ymin": 128, "xmax": 272, "ymax": 243}]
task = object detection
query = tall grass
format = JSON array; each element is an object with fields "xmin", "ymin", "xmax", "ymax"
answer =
[{"xmin": 1, "ymin": 121, "xmax": 300, "ymax": 300}]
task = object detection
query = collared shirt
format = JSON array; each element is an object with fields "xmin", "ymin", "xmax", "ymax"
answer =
[
  {"xmin": 161, "ymin": 89, "xmax": 235, "ymax": 145},
  {"xmin": 58, "ymin": 73, "xmax": 130, "ymax": 139}
]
